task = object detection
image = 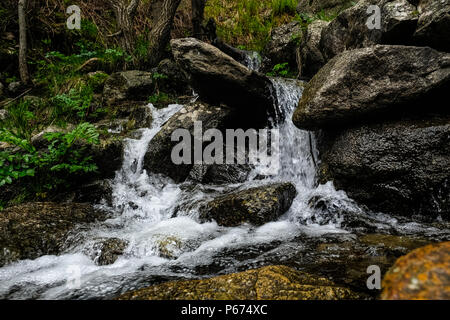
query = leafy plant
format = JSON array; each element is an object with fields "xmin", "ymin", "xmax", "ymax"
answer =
[
  {"xmin": 0, "ymin": 123, "xmax": 99, "ymax": 192},
  {"xmin": 266, "ymin": 62, "xmax": 294, "ymax": 78}
]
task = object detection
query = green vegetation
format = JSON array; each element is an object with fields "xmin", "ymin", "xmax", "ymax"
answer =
[
  {"xmin": 0, "ymin": 122, "xmax": 99, "ymax": 194},
  {"xmin": 266, "ymin": 62, "xmax": 296, "ymax": 78},
  {"xmin": 205, "ymin": 0, "xmax": 298, "ymax": 51}
]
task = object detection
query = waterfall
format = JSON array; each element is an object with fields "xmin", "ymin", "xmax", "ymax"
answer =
[{"xmin": 1, "ymin": 78, "xmax": 448, "ymax": 300}]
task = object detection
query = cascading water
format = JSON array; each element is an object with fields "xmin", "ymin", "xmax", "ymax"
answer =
[{"xmin": 1, "ymin": 78, "xmax": 449, "ymax": 300}]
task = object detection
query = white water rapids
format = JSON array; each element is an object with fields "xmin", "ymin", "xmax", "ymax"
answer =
[{"xmin": 0, "ymin": 78, "xmax": 448, "ymax": 300}]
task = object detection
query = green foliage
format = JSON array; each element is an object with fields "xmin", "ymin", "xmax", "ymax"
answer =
[
  {"xmin": 272, "ymin": 0, "xmax": 297, "ymax": 16},
  {"xmin": 2, "ymin": 100, "xmax": 38, "ymax": 141},
  {"xmin": 0, "ymin": 123, "xmax": 99, "ymax": 192},
  {"xmin": 266, "ymin": 62, "xmax": 295, "ymax": 78},
  {"xmin": 51, "ymin": 85, "xmax": 93, "ymax": 122}
]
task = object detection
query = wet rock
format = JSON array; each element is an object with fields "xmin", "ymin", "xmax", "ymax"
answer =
[
  {"xmin": 73, "ymin": 180, "xmax": 113, "ymax": 206},
  {"xmin": 318, "ymin": 116, "xmax": 450, "ymax": 218},
  {"xmin": 293, "ymin": 45, "xmax": 450, "ymax": 130},
  {"xmin": 200, "ymin": 183, "xmax": 297, "ymax": 227},
  {"xmin": 143, "ymin": 102, "xmax": 236, "ymax": 183},
  {"xmin": 381, "ymin": 242, "xmax": 450, "ymax": 299},
  {"xmin": 154, "ymin": 236, "xmax": 184, "ymax": 260},
  {"xmin": 0, "ymin": 203, "xmax": 108, "ymax": 267},
  {"xmin": 91, "ymin": 238, "xmax": 128, "ymax": 266},
  {"xmin": 297, "ymin": 0, "xmax": 358, "ymax": 15},
  {"xmin": 103, "ymin": 71, "xmax": 154, "ymax": 106},
  {"xmin": 263, "ymin": 21, "xmax": 303, "ymax": 70},
  {"xmin": 170, "ymin": 38, "xmax": 278, "ymax": 125},
  {"xmin": 90, "ymin": 137, "xmax": 124, "ymax": 180},
  {"xmin": 189, "ymin": 163, "xmax": 252, "ymax": 185},
  {"xmin": 297, "ymin": 20, "xmax": 329, "ymax": 78},
  {"xmin": 413, "ymin": 0, "xmax": 450, "ymax": 52},
  {"xmin": 117, "ymin": 265, "xmax": 361, "ymax": 300},
  {"xmin": 320, "ymin": 0, "xmax": 419, "ymax": 61}
]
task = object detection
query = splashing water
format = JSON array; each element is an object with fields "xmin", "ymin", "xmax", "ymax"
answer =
[{"xmin": 1, "ymin": 79, "xmax": 449, "ymax": 300}]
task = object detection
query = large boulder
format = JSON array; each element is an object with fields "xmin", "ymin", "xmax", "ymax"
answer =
[
  {"xmin": 297, "ymin": 20, "xmax": 329, "ymax": 78},
  {"xmin": 320, "ymin": 0, "xmax": 419, "ymax": 61},
  {"xmin": 293, "ymin": 45, "xmax": 450, "ymax": 131},
  {"xmin": 297, "ymin": 0, "xmax": 358, "ymax": 15},
  {"xmin": 381, "ymin": 242, "xmax": 450, "ymax": 300},
  {"xmin": 143, "ymin": 102, "xmax": 236, "ymax": 183},
  {"xmin": 170, "ymin": 38, "xmax": 278, "ymax": 125},
  {"xmin": 103, "ymin": 71, "xmax": 154, "ymax": 106},
  {"xmin": 199, "ymin": 183, "xmax": 297, "ymax": 227},
  {"xmin": 117, "ymin": 265, "xmax": 361, "ymax": 300},
  {"xmin": 263, "ymin": 21, "xmax": 303, "ymax": 70},
  {"xmin": 318, "ymin": 115, "xmax": 450, "ymax": 219},
  {"xmin": 413, "ymin": 0, "xmax": 450, "ymax": 52},
  {"xmin": 0, "ymin": 203, "xmax": 108, "ymax": 267}
]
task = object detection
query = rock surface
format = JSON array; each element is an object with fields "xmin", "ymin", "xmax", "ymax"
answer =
[
  {"xmin": 200, "ymin": 183, "xmax": 297, "ymax": 227},
  {"xmin": 298, "ymin": 20, "xmax": 329, "ymax": 78},
  {"xmin": 381, "ymin": 242, "xmax": 450, "ymax": 299},
  {"xmin": 144, "ymin": 102, "xmax": 235, "ymax": 183},
  {"xmin": 320, "ymin": 0, "xmax": 419, "ymax": 61},
  {"xmin": 170, "ymin": 38, "xmax": 278, "ymax": 125},
  {"xmin": 103, "ymin": 71, "xmax": 154, "ymax": 106},
  {"xmin": 264, "ymin": 21, "xmax": 303, "ymax": 69},
  {"xmin": 293, "ymin": 45, "xmax": 450, "ymax": 130},
  {"xmin": 117, "ymin": 265, "xmax": 361, "ymax": 300},
  {"xmin": 318, "ymin": 116, "xmax": 450, "ymax": 218},
  {"xmin": 91, "ymin": 238, "xmax": 128, "ymax": 266},
  {"xmin": 414, "ymin": 0, "xmax": 450, "ymax": 52},
  {"xmin": 0, "ymin": 203, "xmax": 108, "ymax": 267}
]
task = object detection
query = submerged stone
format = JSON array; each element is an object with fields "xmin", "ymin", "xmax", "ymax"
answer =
[{"xmin": 116, "ymin": 265, "xmax": 361, "ymax": 300}]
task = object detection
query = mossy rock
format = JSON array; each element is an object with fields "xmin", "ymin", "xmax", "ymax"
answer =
[
  {"xmin": 381, "ymin": 242, "xmax": 450, "ymax": 300},
  {"xmin": 200, "ymin": 182, "xmax": 297, "ymax": 227},
  {"xmin": 117, "ymin": 265, "xmax": 362, "ymax": 300},
  {"xmin": 0, "ymin": 202, "xmax": 108, "ymax": 267}
]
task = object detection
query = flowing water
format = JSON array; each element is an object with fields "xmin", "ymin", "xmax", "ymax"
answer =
[{"xmin": 1, "ymin": 78, "xmax": 449, "ymax": 300}]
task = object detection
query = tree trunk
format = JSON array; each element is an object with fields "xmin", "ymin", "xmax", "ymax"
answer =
[
  {"xmin": 191, "ymin": 0, "xmax": 206, "ymax": 38},
  {"xmin": 109, "ymin": 0, "xmax": 140, "ymax": 56},
  {"xmin": 146, "ymin": 0, "xmax": 182, "ymax": 68},
  {"xmin": 18, "ymin": 0, "xmax": 30, "ymax": 85}
]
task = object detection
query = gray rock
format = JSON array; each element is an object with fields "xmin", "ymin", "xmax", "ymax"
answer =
[
  {"xmin": 0, "ymin": 203, "xmax": 108, "ymax": 267},
  {"xmin": 318, "ymin": 116, "xmax": 450, "ymax": 219},
  {"xmin": 264, "ymin": 21, "xmax": 303, "ymax": 69},
  {"xmin": 199, "ymin": 182, "xmax": 297, "ymax": 227},
  {"xmin": 7, "ymin": 81, "xmax": 23, "ymax": 94},
  {"xmin": 156, "ymin": 58, "xmax": 190, "ymax": 94},
  {"xmin": 91, "ymin": 238, "xmax": 128, "ymax": 266},
  {"xmin": 297, "ymin": 20, "xmax": 329, "ymax": 78},
  {"xmin": 144, "ymin": 102, "xmax": 236, "ymax": 183},
  {"xmin": 170, "ymin": 38, "xmax": 278, "ymax": 126},
  {"xmin": 103, "ymin": 71, "xmax": 154, "ymax": 106},
  {"xmin": 0, "ymin": 109, "xmax": 8, "ymax": 121},
  {"xmin": 320, "ymin": 0, "xmax": 419, "ymax": 61},
  {"xmin": 293, "ymin": 45, "xmax": 450, "ymax": 130},
  {"xmin": 413, "ymin": 0, "xmax": 450, "ymax": 52}
]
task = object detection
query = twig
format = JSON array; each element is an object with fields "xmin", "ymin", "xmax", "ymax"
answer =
[{"xmin": 0, "ymin": 88, "xmax": 33, "ymax": 108}]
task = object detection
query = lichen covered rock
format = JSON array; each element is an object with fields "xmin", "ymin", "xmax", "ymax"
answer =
[
  {"xmin": 381, "ymin": 242, "xmax": 450, "ymax": 300},
  {"xmin": 117, "ymin": 265, "xmax": 361, "ymax": 300}
]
